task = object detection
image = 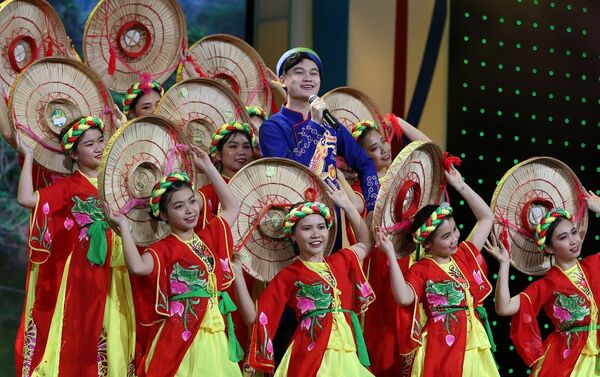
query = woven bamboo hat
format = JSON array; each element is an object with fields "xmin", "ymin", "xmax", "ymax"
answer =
[
  {"xmin": 187, "ymin": 34, "xmax": 273, "ymax": 117},
  {"xmin": 98, "ymin": 115, "xmax": 196, "ymax": 246},
  {"xmin": 0, "ymin": 0, "xmax": 78, "ymax": 91},
  {"xmin": 155, "ymin": 77, "xmax": 251, "ymax": 189},
  {"xmin": 83, "ymin": 0, "xmax": 186, "ymax": 92},
  {"xmin": 267, "ymin": 67, "xmax": 286, "ymax": 109},
  {"xmin": 373, "ymin": 140, "xmax": 445, "ymax": 257},
  {"xmin": 322, "ymin": 86, "xmax": 386, "ymax": 139},
  {"xmin": 227, "ymin": 158, "xmax": 337, "ymax": 282},
  {"xmin": 491, "ymin": 157, "xmax": 588, "ymax": 276},
  {"xmin": 9, "ymin": 57, "xmax": 115, "ymax": 173}
]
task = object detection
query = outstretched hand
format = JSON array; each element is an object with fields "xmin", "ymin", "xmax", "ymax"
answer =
[
  {"xmin": 374, "ymin": 226, "xmax": 395, "ymax": 257},
  {"xmin": 114, "ymin": 104, "xmax": 127, "ymax": 129},
  {"xmin": 15, "ymin": 133, "xmax": 33, "ymax": 157},
  {"xmin": 325, "ymin": 179, "xmax": 351, "ymax": 209},
  {"xmin": 190, "ymin": 144, "xmax": 214, "ymax": 174},
  {"xmin": 444, "ymin": 165, "xmax": 464, "ymax": 188},
  {"xmin": 585, "ymin": 190, "xmax": 600, "ymax": 214},
  {"xmin": 103, "ymin": 202, "xmax": 127, "ymax": 231},
  {"xmin": 483, "ymin": 232, "xmax": 510, "ymax": 265}
]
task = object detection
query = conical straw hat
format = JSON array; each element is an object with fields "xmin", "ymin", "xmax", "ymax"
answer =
[
  {"xmin": 187, "ymin": 34, "xmax": 273, "ymax": 117},
  {"xmin": 0, "ymin": 0, "xmax": 77, "ymax": 90},
  {"xmin": 98, "ymin": 115, "xmax": 196, "ymax": 246},
  {"xmin": 9, "ymin": 57, "xmax": 115, "ymax": 174},
  {"xmin": 373, "ymin": 140, "xmax": 445, "ymax": 257},
  {"xmin": 491, "ymin": 157, "xmax": 588, "ymax": 276},
  {"xmin": 155, "ymin": 77, "xmax": 251, "ymax": 189},
  {"xmin": 322, "ymin": 86, "xmax": 386, "ymax": 139},
  {"xmin": 83, "ymin": 0, "xmax": 186, "ymax": 92},
  {"xmin": 228, "ymin": 158, "xmax": 337, "ymax": 282}
]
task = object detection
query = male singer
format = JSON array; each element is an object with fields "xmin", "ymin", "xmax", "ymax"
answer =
[{"xmin": 259, "ymin": 47, "xmax": 379, "ymax": 216}]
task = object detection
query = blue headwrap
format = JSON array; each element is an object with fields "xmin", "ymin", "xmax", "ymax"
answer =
[{"xmin": 276, "ymin": 47, "xmax": 323, "ymax": 77}]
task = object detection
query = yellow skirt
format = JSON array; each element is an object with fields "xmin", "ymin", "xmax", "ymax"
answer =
[
  {"xmin": 411, "ymin": 318, "xmax": 498, "ymax": 377},
  {"xmin": 276, "ymin": 312, "xmax": 374, "ymax": 377},
  {"xmin": 146, "ymin": 298, "xmax": 242, "ymax": 377}
]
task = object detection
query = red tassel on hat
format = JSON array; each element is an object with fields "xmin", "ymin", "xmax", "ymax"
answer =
[
  {"xmin": 46, "ymin": 38, "xmax": 54, "ymax": 57},
  {"xmin": 443, "ymin": 152, "xmax": 462, "ymax": 171},
  {"xmin": 108, "ymin": 44, "xmax": 116, "ymax": 75},
  {"xmin": 384, "ymin": 113, "xmax": 404, "ymax": 143}
]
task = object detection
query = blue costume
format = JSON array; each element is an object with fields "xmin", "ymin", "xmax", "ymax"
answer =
[{"xmin": 259, "ymin": 106, "xmax": 379, "ymax": 211}]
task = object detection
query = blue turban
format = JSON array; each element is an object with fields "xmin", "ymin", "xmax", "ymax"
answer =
[{"xmin": 276, "ymin": 47, "xmax": 323, "ymax": 77}]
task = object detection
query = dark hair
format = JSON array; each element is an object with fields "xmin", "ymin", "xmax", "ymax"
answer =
[
  {"xmin": 357, "ymin": 127, "xmax": 378, "ymax": 149},
  {"xmin": 411, "ymin": 204, "xmax": 455, "ymax": 237},
  {"xmin": 215, "ymin": 130, "xmax": 253, "ymax": 154},
  {"xmin": 281, "ymin": 52, "xmax": 322, "ymax": 77},
  {"xmin": 149, "ymin": 181, "xmax": 194, "ymax": 221}
]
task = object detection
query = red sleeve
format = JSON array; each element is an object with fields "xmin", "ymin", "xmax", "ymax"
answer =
[
  {"xmin": 197, "ymin": 216, "xmax": 235, "ymax": 288},
  {"xmin": 29, "ymin": 180, "xmax": 72, "ymax": 263},
  {"xmin": 330, "ymin": 248, "xmax": 376, "ymax": 313},
  {"xmin": 510, "ymin": 277, "xmax": 552, "ymax": 366},
  {"xmin": 248, "ymin": 269, "xmax": 295, "ymax": 373},
  {"xmin": 397, "ymin": 264, "xmax": 426, "ymax": 354}
]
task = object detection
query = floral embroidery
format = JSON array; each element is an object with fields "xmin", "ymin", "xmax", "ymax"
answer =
[
  {"xmin": 97, "ymin": 328, "xmax": 108, "ymax": 377},
  {"xmin": 472, "ymin": 270, "xmax": 485, "ymax": 291},
  {"xmin": 31, "ymin": 202, "xmax": 52, "ymax": 249},
  {"xmin": 220, "ymin": 258, "xmax": 233, "ymax": 281},
  {"xmin": 186, "ymin": 235, "xmax": 214, "ymax": 272},
  {"xmin": 169, "ymin": 262, "xmax": 209, "ymax": 340},
  {"xmin": 71, "ymin": 196, "xmax": 105, "ymax": 241},
  {"xmin": 258, "ymin": 312, "xmax": 274, "ymax": 361},
  {"xmin": 425, "ymin": 280, "xmax": 465, "ymax": 346},
  {"xmin": 552, "ymin": 292, "xmax": 589, "ymax": 329},
  {"xmin": 355, "ymin": 281, "xmax": 375, "ymax": 311},
  {"xmin": 63, "ymin": 217, "xmax": 74, "ymax": 230},
  {"xmin": 21, "ymin": 313, "xmax": 37, "ymax": 377},
  {"xmin": 295, "ymin": 281, "xmax": 333, "ymax": 345}
]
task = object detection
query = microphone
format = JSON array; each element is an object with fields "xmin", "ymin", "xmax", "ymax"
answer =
[{"xmin": 308, "ymin": 94, "xmax": 338, "ymax": 130}]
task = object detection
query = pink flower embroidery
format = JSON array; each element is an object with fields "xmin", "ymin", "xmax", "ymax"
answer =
[
  {"xmin": 562, "ymin": 348, "xmax": 572, "ymax": 359},
  {"xmin": 64, "ymin": 217, "xmax": 74, "ymax": 230},
  {"xmin": 445, "ymin": 334, "xmax": 455, "ymax": 346},
  {"xmin": 357, "ymin": 281, "xmax": 373, "ymax": 298},
  {"xmin": 472, "ymin": 270, "xmax": 483, "ymax": 286},
  {"xmin": 553, "ymin": 305, "xmax": 572, "ymax": 322},
  {"xmin": 307, "ymin": 342, "xmax": 315, "ymax": 351},
  {"xmin": 433, "ymin": 313, "xmax": 447, "ymax": 323},
  {"xmin": 426, "ymin": 292, "xmax": 448, "ymax": 307},
  {"xmin": 259, "ymin": 312, "xmax": 268, "ymax": 326},
  {"xmin": 220, "ymin": 258, "xmax": 231, "ymax": 273},
  {"xmin": 182, "ymin": 330, "xmax": 192, "ymax": 341},
  {"xmin": 170, "ymin": 280, "xmax": 190, "ymax": 295},
  {"xmin": 300, "ymin": 317, "xmax": 311, "ymax": 330},
  {"xmin": 297, "ymin": 297, "xmax": 316, "ymax": 314},
  {"xmin": 43, "ymin": 229, "xmax": 51, "ymax": 244},
  {"xmin": 170, "ymin": 302, "xmax": 184, "ymax": 317},
  {"xmin": 266, "ymin": 338, "xmax": 273, "ymax": 354},
  {"xmin": 73, "ymin": 212, "xmax": 92, "ymax": 227},
  {"xmin": 42, "ymin": 202, "xmax": 50, "ymax": 215},
  {"xmin": 78, "ymin": 227, "xmax": 89, "ymax": 241}
]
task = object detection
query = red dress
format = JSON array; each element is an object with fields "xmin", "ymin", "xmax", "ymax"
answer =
[{"xmin": 248, "ymin": 248, "xmax": 376, "ymax": 376}]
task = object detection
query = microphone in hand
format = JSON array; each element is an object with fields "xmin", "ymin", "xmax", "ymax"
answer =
[{"xmin": 308, "ymin": 94, "xmax": 339, "ymax": 130}]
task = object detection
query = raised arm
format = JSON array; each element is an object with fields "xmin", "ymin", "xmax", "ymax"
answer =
[
  {"xmin": 445, "ymin": 167, "xmax": 494, "ymax": 250},
  {"xmin": 231, "ymin": 258, "xmax": 257, "ymax": 325},
  {"xmin": 336, "ymin": 172, "xmax": 365, "ymax": 215},
  {"xmin": 483, "ymin": 235, "xmax": 520, "ymax": 316},
  {"xmin": 388, "ymin": 115, "xmax": 432, "ymax": 142},
  {"xmin": 585, "ymin": 190, "xmax": 600, "ymax": 215},
  {"xmin": 104, "ymin": 204, "xmax": 154, "ymax": 276},
  {"xmin": 375, "ymin": 227, "xmax": 415, "ymax": 306},
  {"xmin": 16, "ymin": 134, "xmax": 37, "ymax": 209},
  {"xmin": 190, "ymin": 145, "xmax": 239, "ymax": 227},
  {"xmin": 325, "ymin": 180, "xmax": 372, "ymax": 260}
]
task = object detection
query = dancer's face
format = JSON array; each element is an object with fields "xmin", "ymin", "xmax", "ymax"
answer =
[
  {"xmin": 70, "ymin": 128, "xmax": 105, "ymax": 170},
  {"xmin": 131, "ymin": 90, "xmax": 161, "ymax": 118},
  {"xmin": 424, "ymin": 217, "xmax": 460, "ymax": 259},
  {"xmin": 216, "ymin": 132, "xmax": 253, "ymax": 177},
  {"xmin": 291, "ymin": 214, "xmax": 329, "ymax": 261},
  {"xmin": 545, "ymin": 219, "xmax": 582, "ymax": 262},
  {"xmin": 360, "ymin": 129, "xmax": 392, "ymax": 173},
  {"xmin": 161, "ymin": 186, "xmax": 201, "ymax": 232}
]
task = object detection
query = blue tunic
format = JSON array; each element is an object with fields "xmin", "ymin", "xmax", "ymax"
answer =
[{"xmin": 259, "ymin": 106, "xmax": 379, "ymax": 211}]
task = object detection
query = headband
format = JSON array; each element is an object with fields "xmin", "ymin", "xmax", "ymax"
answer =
[
  {"xmin": 534, "ymin": 208, "xmax": 573, "ymax": 251},
  {"xmin": 283, "ymin": 201, "xmax": 333, "ymax": 235},
  {"xmin": 276, "ymin": 47, "xmax": 323, "ymax": 77},
  {"xmin": 412, "ymin": 202, "xmax": 454, "ymax": 259},
  {"xmin": 149, "ymin": 172, "xmax": 192, "ymax": 218},
  {"xmin": 122, "ymin": 80, "xmax": 165, "ymax": 115},
  {"xmin": 351, "ymin": 120, "xmax": 378, "ymax": 141},
  {"xmin": 246, "ymin": 105, "xmax": 267, "ymax": 121},
  {"xmin": 209, "ymin": 121, "xmax": 257, "ymax": 156},
  {"xmin": 61, "ymin": 116, "xmax": 104, "ymax": 153}
]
